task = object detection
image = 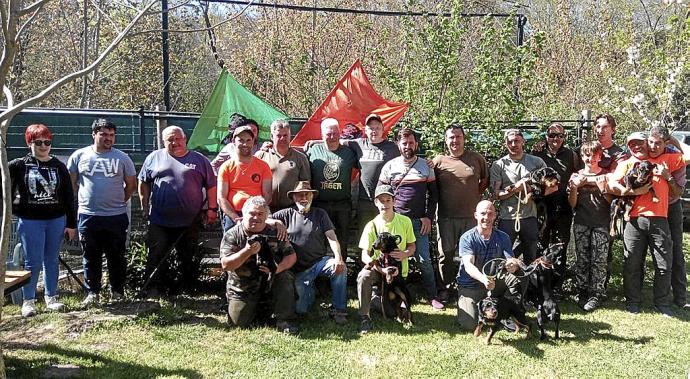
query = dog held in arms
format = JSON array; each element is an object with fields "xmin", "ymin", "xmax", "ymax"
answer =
[
  {"xmin": 248, "ymin": 234, "xmax": 279, "ymax": 324},
  {"xmin": 524, "ymin": 243, "xmax": 562, "ymax": 340},
  {"xmin": 609, "ymin": 160, "xmax": 657, "ymax": 238},
  {"xmin": 366, "ymin": 232, "xmax": 413, "ymax": 324}
]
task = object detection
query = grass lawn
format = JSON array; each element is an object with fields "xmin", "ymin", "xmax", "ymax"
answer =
[{"xmin": 2, "ymin": 234, "xmax": 690, "ymax": 378}]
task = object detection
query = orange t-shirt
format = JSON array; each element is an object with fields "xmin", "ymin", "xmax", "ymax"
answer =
[
  {"xmin": 218, "ymin": 157, "xmax": 272, "ymax": 212},
  {"xmin": 611, "ymin": 153, "xmax": 685, "ymax": 217}
]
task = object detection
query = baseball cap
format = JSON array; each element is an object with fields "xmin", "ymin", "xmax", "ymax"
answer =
[
  {"xmin": 233, "ymin": 125, "xmax": 255, "ymax": 139},
  {"xmin": 626, "ymin": 132, "xmax": 648, "ymax": 145},
  {"xmin": 365, "ymin": 113, "xmax": 383, "ymax": 125},
  {"xmin": 374, "ymin": 184, "xmax": 395, "ymax": 199}
]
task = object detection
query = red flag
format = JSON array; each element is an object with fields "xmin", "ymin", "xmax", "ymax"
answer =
[{"xmin": 291, "ymin": 59, "xmax": 409, "ymax": 147}]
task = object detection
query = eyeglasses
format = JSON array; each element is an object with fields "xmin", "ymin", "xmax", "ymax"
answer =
[
  {"xmin": 32, "ymin": 140, "xmax": 52, "ymax": 146},
  {"xmin": 547, "ymin": 133, "xmax": 565, "ymax": 139}
]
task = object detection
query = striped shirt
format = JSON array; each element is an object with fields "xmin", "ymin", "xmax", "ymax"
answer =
[{"xmin": 379, "ymin": 156, "xmax": 438, "ymax": 220}]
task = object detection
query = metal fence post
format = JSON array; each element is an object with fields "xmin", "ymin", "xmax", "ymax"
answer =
[{"xmin": 139, "ymin": 105, "xmax": 146, "ymax": 153}]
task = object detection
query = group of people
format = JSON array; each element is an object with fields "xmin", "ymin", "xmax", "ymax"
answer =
[{"xmin": 10, "ymin": 113, "xmax": 689, "ymax": 338}]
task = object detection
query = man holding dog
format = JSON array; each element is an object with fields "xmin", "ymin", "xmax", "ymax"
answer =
[
  {"xmin": 220, "ymin": 196, "xmax": 299, "ymax": 334},
  {"xmin": 608, "ymin": 132, "xmax": 685, "ymax": 317},
  {"xmin": 456, "ymin": 200, "xmax": 522, "ymax": 331},
  {"xmin": 357, "ymin": 184, "xmax": 416, "ymax": 334},
  {"xmin": 272, "ymin": 181, "xmax": 348, "ymax": 324}
]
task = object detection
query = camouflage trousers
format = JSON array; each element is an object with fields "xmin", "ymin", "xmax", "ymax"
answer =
[{"xmin": 573, "ymin": 223, "xmax": 610, "ymax": 298}]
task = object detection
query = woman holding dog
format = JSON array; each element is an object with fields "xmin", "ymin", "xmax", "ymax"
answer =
[{"xmin": 9, "ymin": 124, "xmax": 77, "ymax": 318}]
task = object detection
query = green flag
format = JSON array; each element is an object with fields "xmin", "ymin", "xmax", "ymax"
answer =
[{"xmin": 188, "ymin": 70, "xmax": 288, "ymax": 153}]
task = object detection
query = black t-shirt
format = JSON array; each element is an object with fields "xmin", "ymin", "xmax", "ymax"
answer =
[
  {"xmin": 533, "ymin": 146, "xmax": 578, "ymax": 214},
  {"xmin": 272, "ymin": 206, "xmax": 335, "ymax": 272}
]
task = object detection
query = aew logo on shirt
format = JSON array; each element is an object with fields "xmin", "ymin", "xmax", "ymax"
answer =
[
  {"xmin": 79, "ymin": 158, "xmax": 120, "ymax": 177},
  {"xmin": 322, "ymin": 161, "xmax": 342, "ymax": 190}
]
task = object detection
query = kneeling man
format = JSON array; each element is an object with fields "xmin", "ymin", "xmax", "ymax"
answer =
[
  {"xmin": 272, "ymin": 181, "xmax": 348, "ymax": 324},
  {"xmin": 220, "ymin": 196, "xmax": 299, "ymax": 334},
  {"xmin": 457, "ymin": 200, "xmax": 522, "ymax": 330}
]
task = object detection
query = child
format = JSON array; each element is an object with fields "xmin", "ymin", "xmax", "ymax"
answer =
[
  {"xmin": 568, "ymin": 141, "xmax": 612, "ymax": 312},
  {"xmin": 356, "ymin": 184, "xmax": 415, "ymax": 334}
]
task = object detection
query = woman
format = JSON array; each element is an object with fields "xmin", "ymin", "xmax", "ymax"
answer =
[{"xmin": 9, "ymin": 124, "xmax": 76, "ymax": 317}]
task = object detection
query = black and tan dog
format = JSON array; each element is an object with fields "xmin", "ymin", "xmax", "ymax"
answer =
[
  {"xmin": 528, "ymin": 166, "xmax": 561, "ymax": 201},
  {"xmin": 524, "ymin": 244, "xmax": 562, "ymax": 340},
  {"xmin": 367, "ymin": 232, "xmax": 413, "ymax": 324},
  {"xmin": 610, "ymin": 160, "xmax": 657, "ymax": 237},
  {"xmin": 474, "ymin": 295, "xmax": 531, "ymax": 345}
]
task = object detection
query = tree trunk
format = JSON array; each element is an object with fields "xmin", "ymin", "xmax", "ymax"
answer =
[{"xmin": 0, "ymin": 118, "xmax": 12, "ymax": 379}]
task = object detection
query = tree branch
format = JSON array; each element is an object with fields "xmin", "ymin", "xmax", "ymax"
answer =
[
  {"xmin": 0, "ymin": 0, "xmax": 157, "ymax": 123},
  {"xmin": 19, "ymin": 0, "xmax": 49, "ymax": 16},
  {"xmin": 3, "ymin": 85, "xmax": 14, "ymax": 108},
  {"xmin": 16, "ymin": 1, "xmax": 44, "ymax": 42}
]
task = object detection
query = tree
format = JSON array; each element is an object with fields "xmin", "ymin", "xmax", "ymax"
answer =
[{"xmin": 0, "ymin": 1, "xmax": 157, "ymax": 376}]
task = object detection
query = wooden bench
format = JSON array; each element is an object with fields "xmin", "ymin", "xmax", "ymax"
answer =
[{"xmin": 3, "ymin": 270, "xmax": 31, "ymax": 294}]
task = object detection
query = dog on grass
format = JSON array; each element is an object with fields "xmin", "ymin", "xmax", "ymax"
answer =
[
  {"xmin": 610, "ymin": 160, "xmax": 657, "ymax": 237},
  {"xmin": 474, "ymin": 295, "xmax": 531, "ymax": 345},
  {"xmin": 524, "ymin": 244, "xmax": 562, "ymax": 340},
  {"xmin": 367, "ymin": 232, "xmax": 413, "ymax": 324}
]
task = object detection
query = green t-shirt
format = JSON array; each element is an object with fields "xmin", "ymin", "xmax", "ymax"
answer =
[
  {"xmin": 307, "ymin": 144, "xmax": 359, "ymax": 203},
  {"xmin": 358, "ymin": 213, "xmax": 416, "ymax": 278}
]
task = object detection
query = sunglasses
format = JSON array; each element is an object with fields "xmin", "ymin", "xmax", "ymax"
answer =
[
  {"xmin": 32, "ymin": 140, "xmax": 52, "ymax": 147},
  {"xmin": 547, "ymin": 133, "xmax": 565, "ymax": 139}
]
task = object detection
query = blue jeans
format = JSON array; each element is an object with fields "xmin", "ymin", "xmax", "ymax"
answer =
[
  {"xmin": 294, "ymin": 256, "xmax": 348, "ymax": 314},
  {"xmin": 412, "ymin": 218, "xmax": 438, "ymax": 299},
  {"xmin": 17, "ymin": 216, "xmax": 66, "ymax": 300},
  {"xmin": 78, "ymin": 213, "xmax": 129, "ymax": 294},
  {"xmin": 222, "ymin": 214, "xmax": 237, "ymax": 232}
]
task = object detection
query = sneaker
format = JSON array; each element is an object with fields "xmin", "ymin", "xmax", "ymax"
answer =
[
  {"xmin": 625, "ymin": 304, "xmax": 640, "ymax": 314},
  {"xmin": 275, "ymin": 320, "xmax": 299, "ymax": 335},
  {"xmin": 501, "ymin": 319, "xmax": 517, "ymax": 332},
  {"xmin": 329, "ymin": 309, "xmax": 348, "ymax": 325},
  {"xmin": 430, "ymin": 298, "xmax": 445, "ymax": 310},
  {"xmin": 359, "ymin": 315, "xmax": 373, "ymax": 334},
  {"xmin": 655, "ymin": 306, "xmax": 675, "ymax": 318},
  {"xmin": 21, "ymin": 299, "xmax": 37, "ymax": 318},
  {"xmin": 81, "ymin": 292, "xmax": 100, "ymax": 308},
  {"xmin": 583, "ymin": 297, "xmax": 600, "ymax": 312},
  {"xmin": 44, "ymin": 296, "xmax": 65, "ymax": 312},
  {"xmin": 110, "ymin": 291, "xmax": 124, "ymax": 302}
]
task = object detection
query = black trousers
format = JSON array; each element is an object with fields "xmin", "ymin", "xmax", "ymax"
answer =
[{"xmin": 145, "ymin": 219, "xmax": 202, "ymax": 293}]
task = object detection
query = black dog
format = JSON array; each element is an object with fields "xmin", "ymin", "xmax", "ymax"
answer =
[
  {"xmin": 524, "ymin": 244, "xmax": 562, "ymax": 340},
  {"xmin": 529, "ymin": 167, "xmax": 561, "ymax": 201},
  {"xmin": 368, "ymin": 232, "xmax": 413, "ymax": 324},
  {"xmin": 248, "ymin": 234, "xmax": 277, "ymax": 275},
  {"xmin": 610, "ymin": 160, "xmax": 657, "ymax": 237},
  {"xmin": 474, "ymin": 295, "xmax": 531, "ymax": 345}
]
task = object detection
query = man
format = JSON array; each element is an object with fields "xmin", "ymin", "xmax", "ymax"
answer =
[
  {"xmin": 608, "ymin": 132, "xmax": 684, "ymax": 316},
  {"xmin": 532, "ymin": 123, "xmax": 578, "ymax": 290},
  {"xmin": 220, "ymin": 196, "xmax": 299, "ymax": 334},
  {"xmin": 490, "ymin": 129, "xmax": 552, "ymax": 264},
  {"xmin": 138, "ymin": 126, "xmax": 218, "ymax": 296},
  {"xmin": 343, "ymin": 114, "xmax": 400, "ymax": 236},
  {"xmin": 306, "ymin": 118, "xmax": 360, "ymax": 258},
  {"xmin": 217, "ymin": 125, "xmax": 272, "ymax": 231},
  {"xmin": 67, "ymin": 118, "xmax": 137, "ymax": 306},
  {"xmin": 272, "ymin": 181, "xmax": 348, "ymax": 324},
  {"xmin": 646, "ymin": 127, "xmax": 689, "ymax": 310},
  {"xmin": 211, "ymin": 114, "xmax": 260, "ymax": 174},
  {"xmin": 581, "ymin": 114, "xmax": 628, "ymax": 174},
  {"xmin": 255, "ymin": 120, "xmax": 311, "ymax": 211},
  {"xmin": 357, "ymin": 184, "xmax": 415, "ymax": 333},
  {"xmin": 432, "ymin": 124, "xmax": 488, "ymax": 300},
  {"xmin": 456, "ymin": 200, "xmax": 521, "ymax": 331},
  {"xmin": 379, "ymin": 127, "xmax": 443, "ymax": 310}
]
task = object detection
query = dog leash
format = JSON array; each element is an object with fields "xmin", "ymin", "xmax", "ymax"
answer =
[{"xmin": 513, "ymin": 180, "xmax": 530, "ymax": 233}]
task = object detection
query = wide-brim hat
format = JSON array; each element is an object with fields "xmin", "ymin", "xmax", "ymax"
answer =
[{"xmin": 287, "ymin": 181, "xmax": 319, "ymax": 198}]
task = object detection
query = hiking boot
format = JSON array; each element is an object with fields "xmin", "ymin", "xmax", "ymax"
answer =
[
  {"xmin": 45, "ymin": 295, "xmax": 65, "ymax": 312},
  {"xmin": 329, "ymin": 309, "xmax": 348, "ymax": 325},
  {"xmin": 276, "ymin": 320, "xmax": 299, "ymax": 335},
  {"xmin": 655, "ymin": 306, "xmax": 675, "ymax": 318},
  {"xmin": 21, "ymin": 299, "xmax": 37, "ymax": 318},
  {"xmin": 359, "ymin": 315, "xmax": 373, "ymax": 334},
  {"xmin": 438, "ymin": 289, "xmax": 450, "ymax": 302},
  {"xmin": 81, "ymin": 292, "xmax": 100, "ymax": 308},
  {"xmin": 625, "ymin": 303, "xmax": 640, "ymax": 314},
  {"xmin": 430, "ymin": 298, "xmax": 445, "ymax": 310},
  {"xmin": 583, "ymin": 297, "xmax": 600, "ymax": 312}
]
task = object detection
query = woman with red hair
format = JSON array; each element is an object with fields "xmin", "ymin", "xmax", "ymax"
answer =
[{"xmin": 9, "ymin": 124, "xmax": 76, "ymax": 317}]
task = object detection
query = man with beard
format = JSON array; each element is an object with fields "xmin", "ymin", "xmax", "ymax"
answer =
[
  {"xmin": 211, "ymin": 114, "xmax": 260, "ymax": 174},
  {"xmin": 608, "ymin": 132, "xmax": 685, "ymax": 316},
  {"xmin": 272, "ymin": 182, "xmax": 348, "ymax": 324},
  {"xmin": 218, "ymin": 125, "xmax": 273, "ymax": 231},
  {"xmin": 138, "ymin": 126, "xmax": 217, "ymax": 297},
  {"xmin": 255, "ymin": 120, "xmax": 311, "ymax": 211},
  {"xmin": 379, "ymin": 127, "xmax": 443, "ymax": 310},
  {"xmin": 68, "ymin": 118, "xmax": 137, "ymax": 307},
  {"xmin": 220, "ymin": 196, "xmax": 299, "ymax": 334},
  {"xmin": 490, "ymin": 129, "xmax": 554, "ymax": 264},
  {"xmin": 432, "ymin": 124, "xmax": 488, "ymax": 301},
  {"xmin": 532, "ymin": 123, "xmax": 579, "ymax": 293},
  {"xmin": 306, "ymin": 118, "xmax": 359, "ymax": 258}
]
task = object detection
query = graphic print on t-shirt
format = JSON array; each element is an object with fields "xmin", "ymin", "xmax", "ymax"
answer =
[
  {"xmin": 323, "ymin": 160, "xmax": 341, "ymax": 189},
  {"xmin": 25, "ymin": 165, "xmax": 59, "ymax": 204},
  {"xmin": 78, "ymin": 158, "xmax": 121, "ymax": 177}
]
